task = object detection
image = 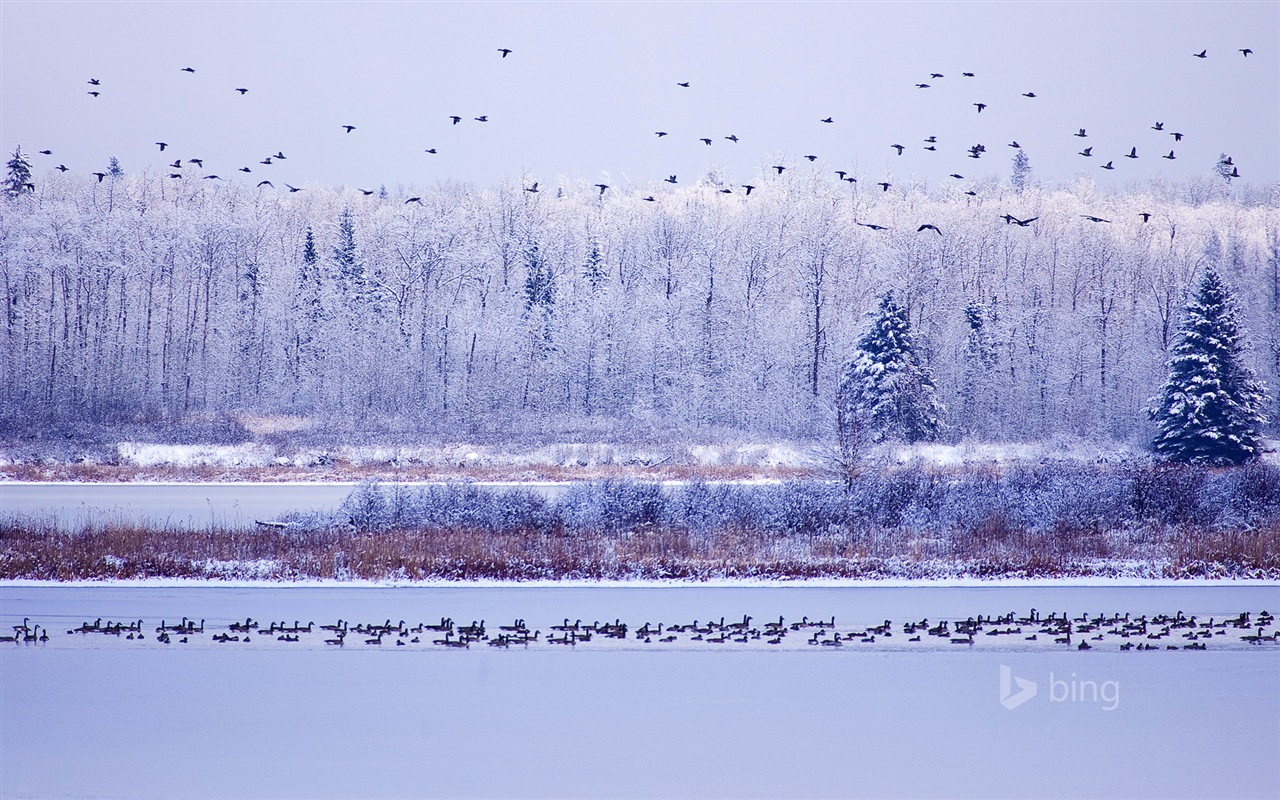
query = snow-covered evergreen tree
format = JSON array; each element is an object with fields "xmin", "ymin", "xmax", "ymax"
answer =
[
  {"xmin": 107, "ymin": 156, "xmax": 124, "ymax": 178},
  {"xmin": 582, "ymin": 239, "xmax": 606, "ymax": 290},
  {"xmin": 1011, "ymin": 150, "xmax": 1032, "ymax": 194},
  {"xmin": 837, "ymin": 292, "xmax": 945, "ymax": 446},
  {"xmin": 958, "ymin": 300, "xmax": 999, "ymax": 435},
  {"xmin": 1148, "ymin": 265, "xmax": 1268, "ymax": 464},
  {"xmin": 4, "ymin": 146, "xmax": 33, "ymax": 196}
]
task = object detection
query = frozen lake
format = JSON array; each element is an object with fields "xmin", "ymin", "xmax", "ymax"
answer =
[
  {"xmin": 0, "ymin": 480, "xmax": 581, "ymax": 529},
  {"xmin": 2, "ymin": 581, "xmax": 1277, "ymax": 798}
]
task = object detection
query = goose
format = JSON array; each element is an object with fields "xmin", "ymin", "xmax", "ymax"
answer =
[
  {"xmin": 973, "ymin": 103, "xmax": 986, "ymax": 113},
  {"xmin": 1101, "ymin": 161, "xmax": 1114, "ymax": 170},
  {"xmin": 1125, "ymin": 147, "xmax": 1138, "ymax": 159},
  {"xmin": 342, "ymin": 125, "xmax": 357, "ymax": 133},
  {"xmin": 1162, "ymin": 150, "xmax": 1176, "ymax": 160},
  {"xmin": 236, "ymin": 87, "xmax": 248, "ymax": 94},
  {"xmin": 820, "ymin": 117, "xmax": 833, "ymax": 123},
  {"xmin": 87, "ymin": 91, "xmax": 100, "ymax": 97},
  {"xmin": 498, "ymin": 47, "xmax": 512, "ymax": 58},
  {"xmin": 1193, "ymin": 49, "xmax": 1207, "ymax": 58}
]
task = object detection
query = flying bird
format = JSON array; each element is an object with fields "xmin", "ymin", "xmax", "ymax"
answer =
[
  {"xmin": 804, "ymin": 154, "xmax": 817, "ymax": 161},
  {"xmin": 877, "ymin": 182, "xmax": 891, "ymax": 191},
  {"xmin": 1151, "ymin": 121, "xmax": 1164, "ymax": 131},
  {"xmin": 285, "ymin": 183, "xmax": 302, "ymax": 192},
  {"xmin": 1078, "ymin": 147, "xmax": 1093, "ymax": 157},
  {"xmin": 189, "ymin": 158, "xmax": 203, "ymax": 167},
  {"xmin": 595, "ymin": 183, "xmax": 609, "ymax": 195},
  {"xmin": 835, "ymin": 170, "xmax": 847, "ymax": 179},
  {"xmin": 962, "ymin": 72, "xmax": 975, "ymax": 77},
  {"xmin": 450, "ymin": 116, "xmax": 462, "ymax": 125},
  {"xmin": 1081, "ymin": 215, "xmax": 1111, "ymax": 223},
  {"xmin": 260, "ymin": 157, "xmax": 273, "ymax": 165},
  {"xmin": 88, "ymin": 78, "xmax": 100, "ymax": 85},
  {"xmin": 235, "ymin": 88, "xmax": 248, "ymax": 95},
  {"xmin": 1219, "ymin": 155, "xmax": 1234, "ymax": 166},
  {"xmin": 1240, "ymin": 48, "xmax": 1253, "ymax": 57},
  {"xmin": 924, "ymin": 145, "xmax": 937, "ymax": 151},
  {"xmin": 181, "ymin": 66, "xmax": 195, "ymax": 73},
  {"xmin": 1022, "ymin": 92, "xmax": 1037, "ymax": 98},
  {"xmin": 202, "ymin": 175, "xmax": 220, "ymax": 180},
  {"xmin": 167, "ymin": 173, "xmax": 182, "ymax": 179},
  {"xmin": 92, "ymin": 172, "xmax": 106, "ymax": 182},
  {"xmin": 87, "ymin": 91, "xmax": 100, "ymax": 97},
  {"xmin": 1193, "ymin": 49, "xmax": 1207, "ymax": 58},
  {"xmin": 1230, "ymin": 166, "xmax": 1241, "ymax": 178},
  {"xmin": 169, "ymin": 159, "xmax": 182, "ymax": 168},
  {"xmin": 155, "ymin": 142, "xmax": 168, "ymax": 151},
  {"xmin": 643, "ymin": 196, "xmax": 655, "ymax": 201},
  {"xmin": 742, "ymin": 184, "xmax": 756, "ymax": 195},
  {"xmin": 274, "ymin": 151, "xmax": 286, "ymax": 160},
  {"xmin": 1101, "ymin": 161, "xmax": 1115, "ymax": 170},
  {"xmin": 664, "ymin": 175, "xmax": 677, "ymax": 184},
  {"xmin": 1074, "ymin": 129, "xmax": 1087, "ymax": 138},
  {"xmin": 1008, "ymin": 141, "xmax": 1021, "ymax": 148},
  {"xmin": 406, "ymin": 197, "xmax": 423, "ymax": 204},
  {"xmin": 358, "ymin": 188, "xmax": 374, "ymax": 195},
  {"xmin": 56, "ymin": 164, "xmax": 69, "ymax": 172},
  {"xmin": 915, "ymin": 83, "xmax": 931, "ymax": 89},
  {"xmin": 474, "ymin": 115, "xmax": 488, "ymax": 122},
  {"xmin": 424, "ymin": 148, "xmax": 438, "ymax": 154},
  {"xmin": 700, "ymin": 138, "xmax": 712, "ymax": 145},
  {"xmin": 1125, "ymin": 147, "xmax": 1138, "ymax": 159},
  {"xmin": 924, "ymin": 136, "xmax": 937, "ymax": 143},
  {"xmin": 1002, "ymin": 214, "xmax": 1038, "ymax": 226},
  {"xmin": 1139, "ymin": 212, "xmax": 1153, "ymax": 223},
  {"xmin": 498, "ymin": 48, "xmax": 512, "ymax": 58},
  {"xmin": 974, "ymin": 103, "xmax": 987, "ymax": 113},
  {"xmin": 949, "ymin": 173, "xmax": 964, "ymax": 179},
  {"xmin": 525, "ymin": 182, "xmax": 540, "ymax": 193},
  {"xmin": 930, "ymin": 73, "xmax": 944, "ymax": 78},
  {"xmin": 858, "ymin": 222, "xmax": 889, "ymax": 231},
  {"xmin": 771, "ymin": 165, "xmax": 786, "ymax": 174},
  {"xmin": 677, "ymin": 82, "xmax": 690, "ymax": 87},
  {"xmin": 820, "ymin": 117, "xmax": 833, "ymax": 123},
  {"xmin": 725, "ymin": 134, "xmax": 739, "ymax": 143},
  {"xmin": 239, "ymin": 167, "xmax": 252, "ymax": 173},
  {"xmin": 719, "ymin": 188, "xmax": 733, "ymax": 194},
  {"xmin": 1163, "ymin": 150, "xmax": 1176, "ymax": 160},
  {"xmin": 342, "ymin": 125, "xmax": 356, "ymax": 133},
  {"xmin": 257, "ymin": 180, "xmax": 273, "ymax": 188},
  {"xmin": 918, "ymin": 224, "xmax": 942, "ymax": 234},
  {"xmin": 655, "ymin": 131, "xmax": 668, "ymax": 137},
  {"xmin": 891, "ymin": 144, "xmax": 905, "ymax": 155},
  {"xmin": 38, "ymin": 149, "xmax": 52, "ymax": 155},
  {"xmin": 1170, "ymin": 132, "xmax": 1184, "ymax": 142}
]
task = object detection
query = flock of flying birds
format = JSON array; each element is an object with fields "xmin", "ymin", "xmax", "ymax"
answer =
[{"xmin": 26, "ymin": 44, "xmax": 1259, "ymax": 234}]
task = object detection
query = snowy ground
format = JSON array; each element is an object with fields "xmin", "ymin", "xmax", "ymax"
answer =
[{"xmin": 2, "ymin": 582, "xmax": 1277, "ymax": 799}]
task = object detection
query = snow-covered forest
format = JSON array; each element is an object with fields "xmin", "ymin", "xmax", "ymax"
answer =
[{"xmin": 2, "ymin": 170, "xmax": 1277, "ymax": 445}]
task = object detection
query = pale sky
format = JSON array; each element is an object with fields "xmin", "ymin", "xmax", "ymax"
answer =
[{"xmin": 2, "ymin": 1, "xmax": 1276, "ymax": 192}]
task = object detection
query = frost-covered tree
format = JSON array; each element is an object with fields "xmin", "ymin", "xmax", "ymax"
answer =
[
  {"xmin": 837, "ymin": 291, "xmax": 944, "ymax": 446},
  {"xmin": 4, "ymin": 146, "xmax": 33, "ymax": 196},
  {"xmin": 582, "ymin": 238, "xmax": 606, "ymax": 289},
  {"xmin": 958, "ymin": 300, "xmax": 999, "ymax": 435},
  {"xmin": 524, "ymin": 239, "xmax": 555, "ymax": 310},
  {"xmin": 1215, "ymin": 153, "xmax": 1234, "ymax": 183},
  {"xmin": 107, "ymin": 156, "xmax": 124, "ymax": 178},
  {"xmin": 1148, "ymin": 265, "xmax": 1268, "ymax": 464},
  {"xmin": 1011, "ymin": 149, "xmax": 1032, "ymax": 194}
]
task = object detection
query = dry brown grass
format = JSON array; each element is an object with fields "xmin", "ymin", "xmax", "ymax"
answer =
[{"xmin": 4, "ymin": 517, "xmax": 1278, "ymax": 582}]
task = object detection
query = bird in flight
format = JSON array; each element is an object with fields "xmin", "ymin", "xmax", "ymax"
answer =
[
  {"xmin": 804, "ymin": 155, "xmax": 818, "ymax": 161},
  {"xmin": 56, "ymin": 164, "xmax": 69, "ymax": 172},
  {"xmin": 1163, "ymin": 150, "xmax": 1176, "ymax": 160},
  {"xmin": 725, "ymin": 134, "xmax": 739, "ymax": 143},
  {"xmin": 1139, "ymin": 212, "xmax": 1153, "ymax": 223},
  {"xmin": 665, "ymin": 175, "xmax": 677, "ymax": 184},
  {"xmin": 1081, "ymin": 215, "xmax": 1111, "ymax": 223},
  {"xmin": 771, "ymin": 165, "xmax": 786, "ymax": 174},
  {"xmin": 1002, "ymin": 214, "xmax": 1037, "ymax": 226},
  {"xmin": 474, "ymin": 115, "xmax": 488, "ymax": 122},
  {"xmin": 924, "ymin": 136, "xmax": 937, "ymax": 143},
  {"xmin": 181, "ymin": 66, "xmax": 195, "ymax": 73},
  {"xmin": 835, "ymin": 170, "xmax": 847, "ymax": 180},
  {"xmin": 285, "ymin": 184, "xmax": 302, "ymax": 192},
  {"xmin": 88, "ymin": 78, "xmax": 100, "ymax": 86},
  {"xmin": 930, "ymin": 73, "xmax": 944, "ymax": 78},
  {"xmin": 891, "ymin": 144, "xmax": 905, "ymax": 155},
  {"xmin": 169, "ymin": 159, "xmax": 182, "ymax": 168},
  {"xmin": 962, "ymin": 72, "xmax": 975, "ymax": 77},
  {"xmin": 260, "ymin": 157, "xmax": 273, "ymax": 165},
  {"xmin": 257, "ymin": 180, "xmax": 274, "ymax": 188},
  {"xmin": 167, "ymin": 173, "xmax": 182, "ymax": 179},
  {"xmin": 1078, "ymin": 147, "xmax": 1093, "ymax": 157},
  {"xmin": 918, "ymin": 224, "xmax": 942, "ymax": 235},
  {"xmin": 949, "ymin": 173, "xmax": 964, "ymax": 179},
  {"xmin": 1240, "ymin": 48, "xmax": 1253, "ymax": 57},
  {"xmin": 92, "ymin": 172, "xmax": 107, "ymax": 182},
  {"xmin": 677, "ymin": 82, "xmax": 690, "ymax": 88},
  {"xmin": 236, "ymin": 88, "xmax": 248, "ymax": 95},
  {"xmin": 155, "ymin": 142, "xmax": 169, "ymax": 151},
  {"xmin": 424, "ymin": 148, "xmax": 438, "ymax": 154},
  {"xmin": 1022, "ymin": 92, "xmax": 1036, "ymax": 98},
  {"xmin": 1074, "ymin": 129, "xmax": 1087, "ymax": 138},
  {"xmin": 1193, "ymin": 49, "xmax": 1207, "ymax": 58},
  {"xmin": 189, "ymin": 158, "xmax": 203, "ymax": 167},
  {"xmin": 742, "ymin": 184, "xmax": 756, "ymax": 195},
  {"xmin": 877, "ymin": 182, "xmax": 891, "ymax": 192},
  {"xmin": 820, "ymin": 117, "xmax": 833, "ymax": 123},
  {"xmin": 719, "ymin": 188, "xmax": 733, "ymax": 194},
  {"xmin": 1008, "ymin": 141, "xmax": 1021, "ymax": 148},
  {"xmin": 1101, "ymin": 161, "xmax": 1115, "ymax": 170},
  {"xmin": 655, "ymin": 131, "xmax": 668, "ymax": 137},
  {"xmin": 342, "ymin": 125, "xmax": 356, "ymax": 133},
  {"xmin": 239, "ymin": 167, "xmax": 252, "ymax": 173},
  {"xmin": 915, "ymin": 83, "xmax": 931, "ymax": 89},
  {"xmin": 1151, "ymin": 121, "xmax": 1164, "ymax": 131},
  {"xmin": 595, "ymin": 183, "xmax": 609, "ymax": 195},
  {"xmin": 450, "ymin": 116, "xmax": 462, "ymax": 125},
  {"xmin": 498, "ymin": 48, "xmax": 512, "ymax": 58},
  {"xmin": 525, "ymin": 182, "xmax": 539, "ymax": 193},
  {"xmin": 974, "ymin": 103, "xmax": 987, "ymax": 113},
  {"xmin": 406, "ymin": 197, "xmax": 423, "ymax": 205},
  {"xmin": 700, "ymin": 138, "xmax": 712, "ymax": 145},
  {"xmin": 87, "ymin": 91, "xmax": 100, "ymax": 97},
  {"xmin": 38, "ymin": 149, "xmax": 52, "ymax": 155},
  {"xmin": 643, "ymin": 196, "xmax": 655, "ymax": 202},
  {"xmin": 203, "ymin": 175, "xmax": 220, "ymax": 180},
  {"xmin": 274, "ymin": 151, "xmax": 286, "ymax": 160},
  {"xmin": 858, "ymin": 222, "xmax": 889, "ymax": 231},
  {"xmin": 1125, "ymin": 147, "xmax": 1138, "ymax": 159},
  {"xmin": 1170, "ymin": 132, "xmax": 1184, "ymax": 142}
]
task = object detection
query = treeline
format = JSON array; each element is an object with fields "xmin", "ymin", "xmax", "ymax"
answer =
[{"xmin": 1, "ymin": 171, "xmax": 1278, "ymax": 444}]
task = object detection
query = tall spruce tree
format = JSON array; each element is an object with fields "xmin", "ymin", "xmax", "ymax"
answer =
[
  {"xmin": 4, "ymin": 146, "xmax": 33, "ymax": 196},
  {"xmin": 837, "ymin": 291, "xmax": 944, "ymax": 446},
  {"xmin": 1148, "ymin": 265, "xmax": 1267, "ymax": 464}
]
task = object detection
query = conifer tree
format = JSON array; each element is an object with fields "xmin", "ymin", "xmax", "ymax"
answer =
[
  {"xmin": 582, "ymin": 239, "xmax": 606, "ymax": 290},
  {"xmin": 524, "ymin": 240, "xmax": 555, "ymax": 310},
  {"xmin": 1011, "ymin": 149, "xmax": 1032, "ymax": 194},
  {"xmin": 1148, "ymin": 265, "xmax": 1267, "ymax": 464},
  {"xmin": 837, "ymin": 292, "xmax": 944, "ymax": 446},
  {"xmin": 4, "ymin": 146, "xmax": 33, "ymax": 196},
  {"xmin": 107, "ymin": 156, "xmax": 124, "ymax": 178},
  {"xmin": 958, "ymin": 300, "xmax": 999, "ymax": 434}
]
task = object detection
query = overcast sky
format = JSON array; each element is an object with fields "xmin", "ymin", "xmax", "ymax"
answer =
[{"xmin": 2, "ymin": 1, "xmax": 1276, "ymax": 194}]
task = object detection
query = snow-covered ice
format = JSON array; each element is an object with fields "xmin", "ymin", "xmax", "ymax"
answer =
[{"xmin": 2, "ymin": 582, "xmax": 1276, "ymax": 798}]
